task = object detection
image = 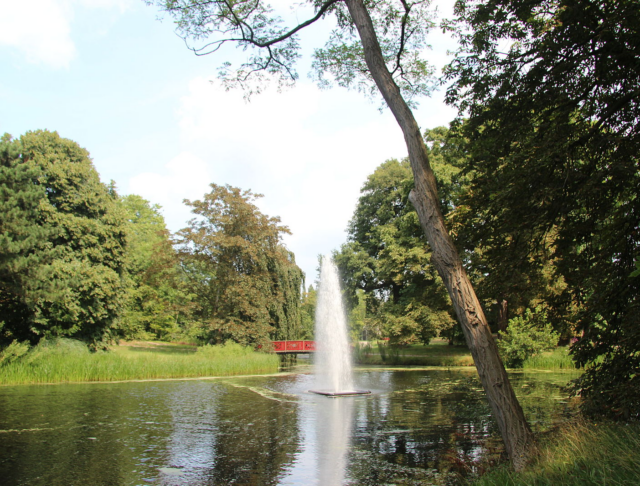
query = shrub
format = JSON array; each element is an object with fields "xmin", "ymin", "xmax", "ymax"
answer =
[
  {"xmin": 497, "ymin": 307, "xmax": 559, "ymax": 368},
  {"xmin": 0, "ymin": 339, "xmax": 31, "ymax": 366}
]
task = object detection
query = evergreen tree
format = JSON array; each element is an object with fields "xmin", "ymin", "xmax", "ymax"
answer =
[{"xmin": 0, "ymin": 130, "xmax": 127, "ymax": 348}]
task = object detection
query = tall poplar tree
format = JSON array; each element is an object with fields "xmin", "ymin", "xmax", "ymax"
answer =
[{"xmin": 147, "ymin": 0, "xmax": 535, "ymax": 467}]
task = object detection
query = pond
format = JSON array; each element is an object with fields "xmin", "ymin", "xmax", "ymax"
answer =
[{"xmin": 0, "ymin": 366, "xmax": 578, "ymax": 485}]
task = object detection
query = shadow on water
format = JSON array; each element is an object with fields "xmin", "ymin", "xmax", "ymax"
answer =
[{"xmin": 0, "ymin": 368, "xmax": 579, "ymax": 485}]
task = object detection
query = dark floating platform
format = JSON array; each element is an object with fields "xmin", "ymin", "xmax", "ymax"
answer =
[{"xmin": 309, "ymin": 389, "xmax": 372, "ymax": 397}]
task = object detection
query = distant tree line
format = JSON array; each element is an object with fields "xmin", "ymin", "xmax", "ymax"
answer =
[{"xmin": 0, "ymin": 130, "xmax": 311, "ymax": 350}]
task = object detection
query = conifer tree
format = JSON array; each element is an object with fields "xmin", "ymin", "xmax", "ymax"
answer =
[{"xmin": 0, "ymin": 130, "xmax": 127, "ymax": 348}]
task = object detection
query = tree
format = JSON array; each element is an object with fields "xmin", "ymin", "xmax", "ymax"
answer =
[
  {"xmin": 177, "ymin": 184, "xmax": 304, "ymax": 347},
  {"xmin": 497, "ymin": 307, "xmax": 559, "ymax": 368},
  {"xmin": 0, "ymin": 130, "xmax": 128, "ymax": 348},
  {"xmin": 120, "ymin": 195, "xmax": 193, "ymax": 340},
  {"xmin": 336, "ymin": 158, "xmax": 457, "ymax": 344},
  {"xmin": 445, "ymin": 0, "xmax": 640, "ymax": 419},
  {"xmin": 299, "ymin": 285, "xmax": 317, "ymax": 340},
  {"xmin": 148, "ymin": 0, "xmax": 535, "ymax": 467}
]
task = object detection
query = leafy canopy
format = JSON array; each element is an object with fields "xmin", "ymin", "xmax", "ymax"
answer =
[
  {"xmin": 445, "ymin": 0, "xmax": 640, "ymax": 418},
  {"xmin": 119, "ymin": 195, "xmax": 193, "ymax": 341},
  {"xmin": 147, "ymin": 0, "xmax": 437, "ymax": 103},
  {"xmin": 177, "ymin": 184, "xmax": 304, "ymax": 346},
  {"xmin": 336, "ymin": 155, "xmax": 458, "ymax": 344}
]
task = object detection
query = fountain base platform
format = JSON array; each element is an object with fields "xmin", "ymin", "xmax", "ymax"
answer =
[{"xmin": 309, "ymin": 389, "xmax": 371, "ymax": 397}]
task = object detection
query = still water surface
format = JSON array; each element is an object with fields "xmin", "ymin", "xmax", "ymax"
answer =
[{"xmin": 0, "ymin": 367, "xmax": 578, "ymax": 485}]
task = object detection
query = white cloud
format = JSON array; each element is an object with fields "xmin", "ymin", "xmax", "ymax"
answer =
[
  {"xmin": 0, "ymin": 0, "xmax": 75, "ymax": 68},
  {"xmin": 129, "ymin": 78, "xmax": 414, "ymax": 280},
  {"xmin": 0, "ymin": 0, "xmax": 132, "ymax": 68},
  {"xmin": 124, "ymin": 0, "xmax": 459, "ymax": 281},
  {"xmin": 128, "ymin": 152, "xmax": 212, "ymax": 232}
]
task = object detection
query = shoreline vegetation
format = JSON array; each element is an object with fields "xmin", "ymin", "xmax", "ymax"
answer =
[
  {"xmin": 0, "ymin": 338, "xmax": 579, "ymax": 387},
  {"xmin": 471, "ymin": 419, "xmax": 640, "ymax": 486},
  {"xmin": 355, "ymin": 340, "xmax": 577, "ymax": 371},
  {"xmin": 0, "ymin": 339, "xmax": 279, "ymax": 386}
]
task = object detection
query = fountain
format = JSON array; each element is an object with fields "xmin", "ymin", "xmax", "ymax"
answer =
[{"xmin": 310, "ymin": 256, "xmax": 370, "ymax": 397}]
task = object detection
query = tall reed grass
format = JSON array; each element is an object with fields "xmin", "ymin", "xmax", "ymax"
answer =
[
  {"xmin": 523, "ymin": 347, "xmax": 577, "ymax": 370},
  {"xmin": 0, "ymin": 339, "xmax": 279, "ymax": 385},
  {"xmin": 472, "ymin": 420, "xmax": 640, "ymax": 485}
]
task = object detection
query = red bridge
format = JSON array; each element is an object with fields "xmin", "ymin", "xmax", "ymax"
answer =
[{"xmin": 272, "ymin": 340, "xmax": 316, "ymax": 354}]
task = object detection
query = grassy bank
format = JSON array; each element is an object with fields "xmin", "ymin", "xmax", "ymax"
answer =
[
  {"xmin": 355, "ymin": 340, "xmax": 476, "ymax": 366},
  {"xmin": 0, "ymin": 339, "xmax": 280, "ymax": 385},
  {"xmin": 472, "ymin": 420, "xmax": 640, "ymax": 485},
  {"xmin": 355, "ymin": 340, "xmax": 577, "ymax": 370}
]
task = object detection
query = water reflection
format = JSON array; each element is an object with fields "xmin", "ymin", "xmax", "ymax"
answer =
[
  {"xmin": 315, "ymin": 397, "xmax": 353, "ymax": 485},
  {"xmin": 0, "ymin": 369, "xmax": 579, "ymax": 485}
]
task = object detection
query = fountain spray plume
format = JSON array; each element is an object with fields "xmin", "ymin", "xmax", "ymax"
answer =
[{"xmin": 310, "ymin": 256, "xmax": 370, "ymax": 396}]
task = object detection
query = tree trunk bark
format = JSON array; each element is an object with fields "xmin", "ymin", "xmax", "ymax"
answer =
[{"xmin": 345, "ymin": 0, "xmax": 535, "ymax": 471}]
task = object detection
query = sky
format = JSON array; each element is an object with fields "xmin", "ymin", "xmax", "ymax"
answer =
[{"xmin": 0, "ymin": 0, "xmax": 459, "ymax": 283}]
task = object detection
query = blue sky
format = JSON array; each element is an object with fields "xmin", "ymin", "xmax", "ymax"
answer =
[{"xmin": 1, "ymin": 0, "xmax": 458, "ymax": 282}]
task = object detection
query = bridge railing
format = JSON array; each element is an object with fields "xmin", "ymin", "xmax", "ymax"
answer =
[{"xmin": 272, "ymin": 340, "xmax": 316, "ymax": 353}]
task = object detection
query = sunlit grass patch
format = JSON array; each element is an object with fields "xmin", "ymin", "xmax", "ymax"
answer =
[
  {"xmin": 0, "ymin": 339, "xmax": 279, "ymax": 385},
  {"xmin": 523, "ymin": 347, "xmax": 577, "ymax": 370},
  {"xmin": 355, "ymin": 340, "xmax": 475, "ymax": 366},
  {"xmin": 472, "ymin": 420, "xmax": 640, "ymax": 486}
]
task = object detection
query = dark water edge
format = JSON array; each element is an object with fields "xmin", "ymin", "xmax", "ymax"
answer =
[{"xmin": 0, "ymin": 367, "xmax": 579, "ymax": 486}]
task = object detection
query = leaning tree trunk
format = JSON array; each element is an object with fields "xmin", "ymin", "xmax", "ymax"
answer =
[{"xmin": 345, "ymin": 0, "xmax": 535, "ymax": 471}]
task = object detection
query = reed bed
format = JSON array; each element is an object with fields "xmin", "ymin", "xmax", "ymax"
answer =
[
  {"xmin": 523, "ymin": 347, "xmax": 577, "ymax": 370},
  {"xmin": 472, "ymin": 420, "xmax": 640, "ymax": 485},
  {"xmin": 0, "ymin": 339, "xmax": 279, "ymax": 385}
]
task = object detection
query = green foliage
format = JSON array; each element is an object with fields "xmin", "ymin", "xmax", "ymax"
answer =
[
  {"xmin": 147, "ymin": 0, "xmax": 438, "ymax": 104},
  {"xmin": 335, "ymin": 157, "xmax": 457, "ymax": 344},
  {"xmin": 354, "ymin": 339, "xmax": 476, "ymax": 366},
  {"xmin": 299, "ymin": 285, "xmax": 316, "ymax": 340},
  {"xmin": 196, "ymin": 341, "xmax": 260, "ymax": 359},
  {"xmin": 119, "ymin": 195, "xmax": 193, "ymax": 340},
  {"xmin": 0, "ymin": 340, "xmax": 30, "ymax": 366},
  {"xmin": 347, "ymin": 288, "xmax": 366, "ymax": 342},
  {"xmin": 497, "ymin": 307, "xmax": 559, "ymax": 368},
  {"xmin": 446, "ymin": 0, "xmax": 640, "ymax": 416},
  {"xmin": 522, "ymin": 347, "xmax": 576, "ymax": 371},
  {"xmin": 177, "ymin": 184, "xmax": 304, "ymax": 347},
  {"xmin": 0, "ymin": 130, "xmax": 127, "ymax": 348}
]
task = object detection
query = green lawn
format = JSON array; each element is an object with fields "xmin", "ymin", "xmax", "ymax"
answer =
[
  {"xmin": 355, "ymin": 340, "xmax": 577, "ymax": 370},
  {"xmin": 355, "ymin": 339, "xmax": 475, "ymax": 366}
]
